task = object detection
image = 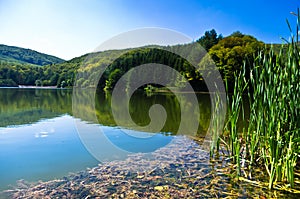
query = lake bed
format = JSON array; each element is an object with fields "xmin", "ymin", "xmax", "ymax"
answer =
[{"xmin": 0, "ymin": 88, "xmax": 298, "ymax": 198}]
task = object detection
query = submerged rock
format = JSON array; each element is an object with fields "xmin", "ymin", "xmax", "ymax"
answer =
[{"xmin": 3, "ymin": 136, "xmax": 296, "ymax": 199}]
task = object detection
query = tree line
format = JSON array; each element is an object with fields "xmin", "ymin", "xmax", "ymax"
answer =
[{"xmin": 0, "ymin": 30, "xmax": 266, "ymax": 90}]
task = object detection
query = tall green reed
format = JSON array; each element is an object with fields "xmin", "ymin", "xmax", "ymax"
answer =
[
  {"xmin": 223, "ymin": 8, "xmax": 300, "ymax": 189},
  {"xmin": 224, "ymin": 65, "xmax": 247, "ymax": 175}
]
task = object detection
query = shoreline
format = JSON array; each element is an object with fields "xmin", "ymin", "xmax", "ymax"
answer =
[
  {"xmin": 18, "ymin": 85, "xmax": 57, "ymax": 89},
  {"xmin": 1, "ymin": 136, "xmax": 295, "ymax": 199},
  {"xmin": 0, "ymin": 86, "xmax": 67, "ymax": 89}
]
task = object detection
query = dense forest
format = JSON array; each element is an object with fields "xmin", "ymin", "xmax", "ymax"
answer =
[
  {"xmin": 0, "ymin": 44, "xmax": 65, "ymax": 86},
  {"xmin": 0, "ymin": 44, "xmax": 64, "ymax": 66},
  {"xmin": 0, "ymin": 30, "xmax": 271, "ymax": 90}
]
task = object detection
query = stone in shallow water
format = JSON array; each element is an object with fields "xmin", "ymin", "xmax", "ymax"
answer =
[
  {"xmin": 154, "ymin": 185, "xmax": 168, "ymax": 191},
  {"xmin": 6, "ymin": 136, "xmax": 295, "ymax": 198}
]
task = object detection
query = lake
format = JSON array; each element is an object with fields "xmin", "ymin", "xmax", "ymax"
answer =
[
  {"xmin": 1, "ymin": 88, "xmax": 297, "ymax": 198},
  {"xmin": 0, "ymin": 88, "xmax": 212, "ymax": 191}
]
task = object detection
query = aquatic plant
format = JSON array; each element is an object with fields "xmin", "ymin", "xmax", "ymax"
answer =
[{"xmin": 223, "ymin": 8, "xmax": 300, "ymax": 189}]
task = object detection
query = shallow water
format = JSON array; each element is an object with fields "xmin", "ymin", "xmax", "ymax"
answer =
[
  {"xmin": 3, "ymin": 136, "xmax": 299, "ymax": 198},
  {"xmin": 0, "ymin": 88, "xmax": 209, "ymax": 191},
  {"xmin": 0, "ymin": 115, "xmax": 96, "ymax": 190},
  {"xmin": 0, "ymin": 88, "xmax": 298, "ymax": 198},
  {"xmin": 0, "ymin": 114, "xmax": 176, "ymax": 191}
]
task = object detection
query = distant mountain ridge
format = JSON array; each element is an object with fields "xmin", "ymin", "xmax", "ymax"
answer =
[{"xmin": 0, "ymin": 44, "xmax": 65, "ymax": 66}]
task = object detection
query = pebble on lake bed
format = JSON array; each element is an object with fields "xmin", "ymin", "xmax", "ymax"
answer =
[{"xmin": 2, "ymin": 136, "xmax": 292, "ymax": 198}]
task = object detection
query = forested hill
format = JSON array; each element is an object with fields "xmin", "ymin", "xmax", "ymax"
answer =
[
  {"xmin": 0, "ymin": 44, "xmax": 64, "ymax": 66},
  {"xmin": 0, "ymin": 30, "xmax": 270, "ymax": 89}
]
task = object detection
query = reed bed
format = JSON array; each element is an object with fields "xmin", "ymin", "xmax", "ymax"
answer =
[{"xmin": 220, "ymin": 9, "xmax": 300, "ymax": 190}]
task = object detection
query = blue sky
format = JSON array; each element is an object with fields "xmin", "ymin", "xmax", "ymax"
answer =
[{"xmin": 0, "ymin": 0, "xmax": 299, "ymax": 60}]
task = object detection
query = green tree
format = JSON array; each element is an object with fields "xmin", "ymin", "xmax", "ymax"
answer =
[
  {"xmin": 197, "ymin": 29, "xmax": 223, "ymax": 51},
  {"xmin": 209, "ymin": 32, "xmax": 264, "ymax": 82},
  {"xmin": 104, "ymin": 68, "xmax": 123, "ymax": 90}
]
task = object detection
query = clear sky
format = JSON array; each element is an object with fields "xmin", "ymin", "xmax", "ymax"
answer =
[{"xmin": 0, "ymin": 0, "xmax": 299, "ymax": 60}]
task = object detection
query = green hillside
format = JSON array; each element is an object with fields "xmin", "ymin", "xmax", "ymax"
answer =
[
  {"xmin": 47, "ymin": 31, "xmax": 265, "ymax": 91},
  {"xmin": 0, "ymin": 44, "xmax": 64, "ymax": 66},
  {"xmin": 0, "ymin": 30, "xmax": 279, "ymax": 89}
]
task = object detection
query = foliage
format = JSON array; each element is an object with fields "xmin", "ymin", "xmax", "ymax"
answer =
[
  {"xmin": 196, "ymin": 29, "xmax": 223, "ymax": 51},
  {"xmin": 209, "ymin": 32, "xmax": 264, "ymax": 83},
  {"xmin": 0, "ymin": 78, "xmax": 17, "ymax": 87},
  {"xmin": 221, "ymin": 11, "xmax": 300, "ymax": 190},
  {"xmin": 0, "ymin": 30, "xmax": 267, "ymax": 91},
  {"xmin": 96, "ymin": 47, "xmax": 201, "ymax": 91},
  {"xmin": 0, "ymin": 62, "xmax": 42, "ymax": 85},
  {"xmin": 0, "ymin": 44, "xmax": 64, "ymax": 66}
]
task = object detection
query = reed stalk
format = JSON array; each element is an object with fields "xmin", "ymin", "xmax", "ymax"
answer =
[{"xmin": 223, "ymin": 8, "xmax": 300, "ymax": 189}]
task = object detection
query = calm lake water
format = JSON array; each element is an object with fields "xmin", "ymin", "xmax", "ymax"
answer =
[{"xmin": 0, "ymin": 88, "xmax": 212, "ymax": 191}]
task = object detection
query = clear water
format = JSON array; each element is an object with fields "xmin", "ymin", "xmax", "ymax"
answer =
[
  {"xmin": 1, "ymin": 88, "xmax": 298, "ymax": 198},
  {"xmin": 0, "ymin": 115, "xmax": 98, "ymax": 190},
  {"xmin": 0, "ymin": 88, "xmax": 209, "ymax": 191}
]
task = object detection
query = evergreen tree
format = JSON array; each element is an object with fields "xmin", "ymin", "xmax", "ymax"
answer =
[{"xmin": 196, "ymin": 29, "xmax": 223, "ymax": 51}]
